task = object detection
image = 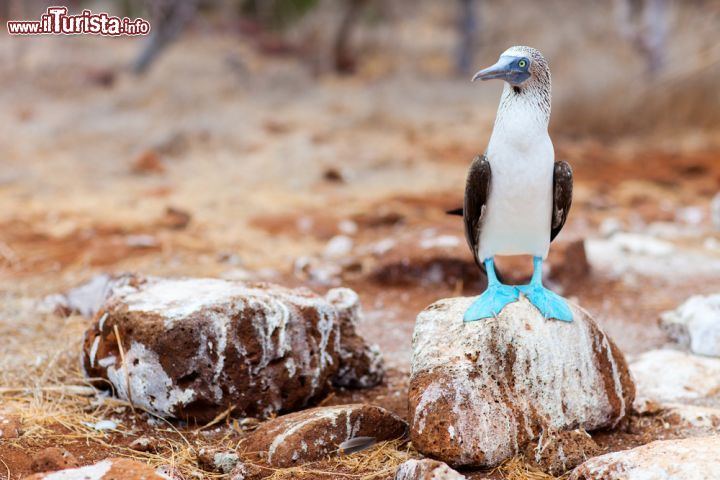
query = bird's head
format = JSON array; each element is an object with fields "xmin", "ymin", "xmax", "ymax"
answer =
[{"xmin": 472, "ymin": 46, "xmax": 549, "ymax": 90}]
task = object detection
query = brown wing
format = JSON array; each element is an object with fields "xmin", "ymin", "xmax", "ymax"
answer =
[
  {"xmin": 463, "ymin": 155, "xmax": 492, "ymax": 269},
  {"xmin": 551, "ymin": 160, "xmax": 573, "ymax": 241}
]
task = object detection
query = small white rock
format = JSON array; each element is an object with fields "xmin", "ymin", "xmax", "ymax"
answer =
[
  {"xmin": 419, "ymin": 235, "xmax": 460, "ymax": 250},
  {"xmin": 371, "ymin": 238, "xmax": 396, "ymax": 256},
  {"xmin": 609, "ymin": 232, "xmax": 675, "ymax": 256},
  {"xmin": 704, "ymin": 237, "xmax": 720, "ymax": 251},
  {"xmin": 660, "ymin": 294, "xmax": 720, "ymax": 356},
  {"xmin": 630, "ymin": 349, "xmax": 720, "ymax": 410},
  {"xmin": 711, "ymin": 192, "xmax": 720, "ymax": 230},
  {"xmin": 324, "ymin": 235, "xmax": 353, "ymax": 259},
  {"xmin": 338, "ymin": 220, "xmax": 358, "ymax": 235},
  {"xmin": 212, "ymin": 452, "xmax": 240, "ymax": 474},
  {"xmin": 676, "ymin": 206, "xmax": 704, "ymax": 225},
  {"xmin": 599, "ymin": 218, "xmax": 624, "ymax": 237},
  {"xmin": 125, "ymin": 235, "xmax": 158, "ymax": 248}
]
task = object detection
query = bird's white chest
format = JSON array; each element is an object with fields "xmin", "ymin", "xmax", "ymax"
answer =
[{"xmin": 478, "ymin": 122, "xmax": 555, "ymax": 259}]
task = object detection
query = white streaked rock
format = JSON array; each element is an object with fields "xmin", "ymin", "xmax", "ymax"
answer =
[
  {"xmin": 409, "ymin": 296, "xmax": 634, "ymax": 467},
  {"xmin": 242, "ymin": 404, "xmax": 407, "ymax": 468},
  {"xmin": 82, "ymin": 276, "xmax": 383, "ymax": 421},
  {"xmin": 25, "ymin": 458, "xmax": 171, "ymax": 480},
  {"xmin": 570, "ymin": 436, "xmax": 720, "ymax": 480}
]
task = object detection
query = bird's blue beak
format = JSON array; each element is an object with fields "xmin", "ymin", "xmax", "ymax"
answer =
[{"xmin": 472, "ymin": 56, "xmax": 530, "ymax": 85}]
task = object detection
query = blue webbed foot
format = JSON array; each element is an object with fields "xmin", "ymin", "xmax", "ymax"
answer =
[
  {"xmin": 517, "ymin": 283, "xmax": 573, "ymax": 322},
  {"xmin": 464, "ymin": 283, "xmax": 520, "ymax": 322}
]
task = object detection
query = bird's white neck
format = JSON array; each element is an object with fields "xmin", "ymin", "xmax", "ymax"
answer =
[{"xmin": 492, "ymin": 81, "xmax": 551, "ymax": 139}]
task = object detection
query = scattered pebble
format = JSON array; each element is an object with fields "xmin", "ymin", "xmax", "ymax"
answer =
[
  {"xmin": 131, "ymin": 150, "xmax": 165, "ymax": 174},
  {"xmin": 599, "ymin": 217, "xmax": 623, "ymax": 237},
  {"xmin": 371, "ymin": 238, "xmax": 396, "ymax": 256},
  {"xmin": 338, "ymin": 219, "xmax": 358, "ymax": 235},
  {"xmin": 704, "ymin": 237, "xmax": 720, "ymax": 251},
  {"xmin": 675, "ymin": 206, "xmax": 704, "ymax": 225},
  {"xmin": 324, "ymin": 235, "xmax": 353, "ymax": 258},
  {"xmin": 711, "ymin": 192, "xmax": 720, "ymax": 230},
  {"xmin": 296, "ymin": 216, "xmax": 314, "ymax": 234},
  {"xmin": 419, "ymin": 235, "xmax": 460, "ymax": 249},
  {"xmin": 293, "ymin": 256, "xmax": 342, "ymax": 286},
  {"xmin": 125, "ymin": 234, "xmax": 159, "ymax": 248},
  {"xmin": 323, "ymin": 166, "xmax": 345, "ymax": 183},
  {"xmin": 197, "ymin": 448, "xmax": 240, "ymax": 473},
  {"xmin": 128, "ymin": 437, "xmax": 154, "ymax": 452},
  {"xmin": 229, "ymin": 461, "xmax": 263, "ymax": 480},
  {"xmin": 159, "ymin": 207, "xmax": 191, "ymax": 230}
]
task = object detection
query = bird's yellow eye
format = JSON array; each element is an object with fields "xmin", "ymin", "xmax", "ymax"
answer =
[{"xmin": 518, "ymin": 59, "xmax": 528, "ymax": 68}]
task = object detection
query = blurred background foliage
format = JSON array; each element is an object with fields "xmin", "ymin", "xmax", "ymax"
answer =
[{"xmin": 1, "ymin": 0, "xmax": 719, "ymax": 137}]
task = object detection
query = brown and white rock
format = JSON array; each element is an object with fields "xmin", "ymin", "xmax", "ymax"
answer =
[
  {"xmin": 570, "ymin": 436, "xmax": 720, "ymax": 479},
  {"xmin": 242, "ymin": 404, "xmax": 407, "ymax": 467},
  {"xmin": 81, "ymin": 276, "xmax": 383, "ymax": 421},
  {"xmin": 25, "ymin": 458, "xmax": 170, "ymax": 480},
  {"xmin": 394, "ymin": 459, "xmax": 466, "ymax": 480},
  {"xmin": 409, "ymin": 296, "xmax": 634, "ymax": 468},
  {"xmin": 31, "ymin": 447, "xmax": 79, "ymax": 472},
  {"xmin": 196, "ymin": 447, "xmax": 240, "ymax": 473},
  {"xmin": 327, "ymin": 288, "xmax": 383, "ymax": 388},
  {"xmin": 128, "ymin": 436, "xmax": 156, "ymax": 452},
  {"xmin": 630, "ymin": 349, "xmax": 720, "ymax": 411}
]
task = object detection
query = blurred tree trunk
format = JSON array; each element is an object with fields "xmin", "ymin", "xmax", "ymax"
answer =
[
  {"xmin": 133, "ymin": 0, "xmax": 199, "ymax": 74},
  {"xmin": 333, "ymin": 0, "xmax": 368, "ymax": 74},
  {"xmin": 616, "ymin": 0, "xmax": 669, "ymax": 74},
  {"xmin": 456, "ymin": 0, "xmax": 479, "ymax": 75}
]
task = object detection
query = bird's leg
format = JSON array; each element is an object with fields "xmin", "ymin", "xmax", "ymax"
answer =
[
  {"xmin": 464, "ymin": 257, "xmax": 520, "ymax": 322},
  {"xmin": 517, "ymin": 256, "xmax": 573, "ymax": 322}
]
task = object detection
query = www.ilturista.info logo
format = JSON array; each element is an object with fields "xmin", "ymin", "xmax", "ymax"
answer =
[{"xmin": 7, "ymin": 6, "xmax": 150, "ymax": 36}]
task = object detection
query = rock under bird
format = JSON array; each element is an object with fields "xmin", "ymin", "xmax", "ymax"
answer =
[{"xmin": 451, "ymin": 46, "xmax": 574, "ymax": 322}]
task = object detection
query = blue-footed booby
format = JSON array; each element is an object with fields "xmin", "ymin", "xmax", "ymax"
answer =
[{"xmin": 454, "ymin": 46, "xmax": 574, "ymax": 322}]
